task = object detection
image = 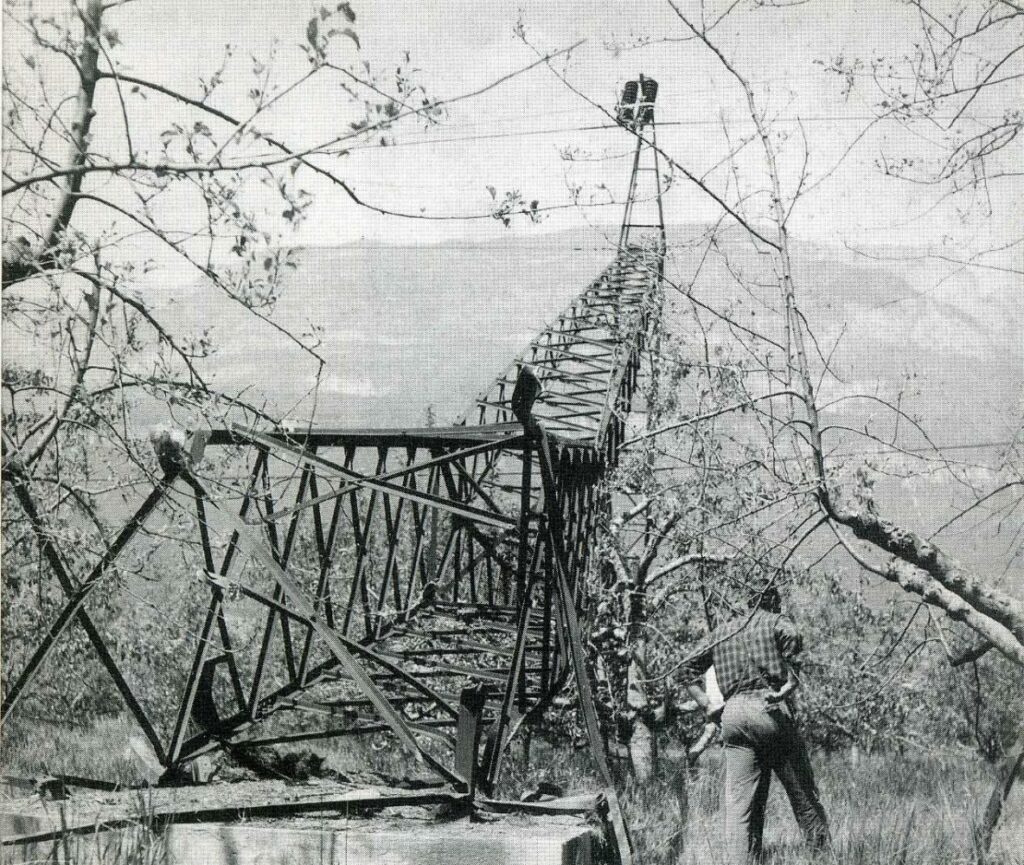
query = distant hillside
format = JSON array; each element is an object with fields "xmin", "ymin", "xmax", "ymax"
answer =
[
  {"xmin": 140, "ymin": 226, "xmax": 1019, "ymax": 459},
  {"xmin": 111, "ymin": 228, "xmax": 1021, "ymax": 583}
]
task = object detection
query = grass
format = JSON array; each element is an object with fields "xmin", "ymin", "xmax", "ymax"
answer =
[
  {"xmin": 2, "ymin": 718, "xmax": 1022, "ymax": 864},
  {"xmin": 1, "ymin": 715, "xmax": 155, "ymax": 786},
  {"xmin": 0, "ymin": 820, "xmax": 168, "ymax": 865},
  {"xmin": 496, "ymin": 739, "xmax": 1024, "ymax": 865},
  {"xmin": 667, "ymin": 748, "xmax": 1024, "ymax": 865}
]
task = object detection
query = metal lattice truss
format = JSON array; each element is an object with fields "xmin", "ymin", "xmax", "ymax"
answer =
[{"xmin": 2, "ymin": 85, "xmax": 666, "ymax": 795}]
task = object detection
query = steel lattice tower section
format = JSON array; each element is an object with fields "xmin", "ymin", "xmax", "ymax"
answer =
[{"xmin": 1, "ymin": 79, "xmax": 666, "ymax": 796}]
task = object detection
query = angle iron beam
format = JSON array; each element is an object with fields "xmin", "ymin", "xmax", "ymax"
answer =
[
  {"xmin": 263, "ymin": 436, "xmax": 522, "ymax": 523},
  {"xmin": 209, "ymin": 424, "xmax": 524, "ymax": 449},
  {"xmin": 512, "ymin": 368, "xmax": 613, "ymax": 788},
  {"xmin": 298, "ymin": 479, "xmax": 344, "ymax": 683},
  {"xmin": 205, "ymin": 576, "xmax": 458, "ymax": 722},
  {"xmin": 481, "ymin": 572, "xmax": 537, "ymax": 791},
  {"xmin": 2, "ymin": 790, "xmax": 472, "ymax": 847},
  {"xmin": 527, "ymin": 345, "xmax": 615, "ymax": 368},
  {"xmin": 455, "ymin": 259, "xmax": 644, "ymax": 423},
  {"xmin": 528, "ymin": 414, "xmax": 599, "ymax": 435},
  {"xmin": 551, "ymin": 332, "xmax": 615, "ymax": 350},
  {"xmin": 166, "ymin": 487, "xmax": 248, "ymax": 763},
  {"xmin": 540, "ymin": 395, "xmax": 607, "ymax": 412},
  {"xmin": 238, "ymin": 428, "xmax": 518, "ymax": 531},
  {"xmin": 350, "ymin": 449, "xmax": 386, "ymax": 638},
  {"xmin": 231, "ymin": 719, "xmax": 462, "ymax": 750},
  {"xmin": 533, "ymin": 402, "xmax": 604, "ymax": 420},
  {"xmin": 535, "ymin": 368, "xmax": 610, "ymax": 384},
  {"xmin": 246, "ymin": 457, "xmax": 310, "ymax": 708},
  {"xmin": 1, "ymin": 469, "xmax": 168, "ymax": 763},
  {"xmin": 403, "ymin": 479, "xmax": 432, "ymax": 608},
  {"xmin": 445, "ymin": 452, "xmax": 510, "ymax": 519},
  {"xmin": 1, "ymin": 472, "xmax": 176, "ymax": 725}
]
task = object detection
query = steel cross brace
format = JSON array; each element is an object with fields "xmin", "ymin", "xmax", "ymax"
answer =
[{"xmin": 0, "ymin": 461, "xmax": 176, "ymax": 730}]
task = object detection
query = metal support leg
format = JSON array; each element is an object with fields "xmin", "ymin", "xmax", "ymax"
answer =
[{"xmin": 454, "ymin": 682, "xmax": 488, "ymax": 797}]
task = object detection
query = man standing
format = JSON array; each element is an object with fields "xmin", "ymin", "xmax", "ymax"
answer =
[{"xmin": 679, "ymin": 585, "xmax": 831, "ymax": 863}]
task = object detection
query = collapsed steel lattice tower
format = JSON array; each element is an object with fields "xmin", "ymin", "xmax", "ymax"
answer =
[{"xmin": 2, "ymin": 78, "xmax": 666, "ymax": 794}]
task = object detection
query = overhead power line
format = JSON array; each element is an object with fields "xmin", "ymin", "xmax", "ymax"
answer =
[{"xmin": 338, "ymin": 113, "xmax": 1014, "ymax": 153}]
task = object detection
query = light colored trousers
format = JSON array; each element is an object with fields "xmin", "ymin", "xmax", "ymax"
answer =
[{"xmin": 721, "ymin": 692, "xmax": 831, "ymax": 864}]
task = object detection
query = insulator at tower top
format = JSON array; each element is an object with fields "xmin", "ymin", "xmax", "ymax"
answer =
[{"xmin": 616, "ymin": 74, "xmax": 658, "ymax": 128}]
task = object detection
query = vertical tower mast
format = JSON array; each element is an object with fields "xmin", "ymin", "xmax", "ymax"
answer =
[{"xmin": 616, "ymin": 75, "xmax": 665, "ymax": 253}]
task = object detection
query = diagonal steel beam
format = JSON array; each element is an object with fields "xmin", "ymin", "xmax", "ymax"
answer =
[
  {"xmin": 1, "ymin": 471, "xmax": 176, "ymax": 724},
  {"xmin": 1, "ymin": 466, "xmax": 167, "ymax": 762},
  {"xmin": 261, "ymin": 435, "xmax": 523, "ymax": 523},
  {"xmin": 511, "ymin": 368, "xmax": 614, "ymax": 788},
  {"xmin": 236, "ymin": 427, "xmax": 519, "ymax": 531}
]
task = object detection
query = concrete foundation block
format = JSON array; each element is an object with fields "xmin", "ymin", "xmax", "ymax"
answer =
[
  {"xmin": 2, "ymin": 821, "xmax": 595, "ymax": 865},
  {"xmin": 165, "ymin": 822, "xmax": 594, "ymax": 865}
]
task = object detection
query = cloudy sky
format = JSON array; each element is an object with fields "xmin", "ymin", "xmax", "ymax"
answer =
[{"xmin": 6, "ymin": 0, "xmax": 1021, "ymax": 258}]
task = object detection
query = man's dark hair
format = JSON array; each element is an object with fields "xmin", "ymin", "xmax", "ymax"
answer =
[{"xmin": 748, "ymin": 584, "xmax": 782, "ymax": 613}]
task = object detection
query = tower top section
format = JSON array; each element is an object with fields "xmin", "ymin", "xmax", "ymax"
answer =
[
  {"xmin": 616, "ymin": 76, "xmax": 665, "ymax": 251},
  {"xmin": 615, "ymin": 74, "xmax": 659, "ymax": 129}
]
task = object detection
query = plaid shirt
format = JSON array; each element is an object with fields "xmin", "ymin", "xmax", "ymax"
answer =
[{"xmin": 679, "ymin": 609, "xmax": 803, "ymax": 699}]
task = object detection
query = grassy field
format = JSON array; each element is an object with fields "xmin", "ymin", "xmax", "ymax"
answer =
[
  {"xmin": 624, "ymin": 749, "xmax": 1024, "ymax": 865},
  {"xmin": 494, "ymin": 739, "xmax": 1024, "ymax": 865},
  {"xmin": 3, "ymin": 716, "xmax": 1022, "ymax": 864}
]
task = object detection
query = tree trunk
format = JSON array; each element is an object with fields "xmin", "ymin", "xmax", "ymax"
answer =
[
  {"xmin": 829, "ymin": 506, "xmax": 1024, "ymax": 654},
  {"xmin": 3, "ymin": 0, "xmax": 103, "ymax": 288},
  {"xmin": 977, "ymin": 723, "xmax": 1024, "ymax": 859},
  {"xmin": 628, "ymin": 713, "xmax": 658, "ymax": 782},
  {"xmin": 627, "ymin": 643, "xmax": 658, "ymax": 781}
]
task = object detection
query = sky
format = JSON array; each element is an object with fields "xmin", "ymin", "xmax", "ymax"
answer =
[{"xmin": 5, "ymin": 0, "xmax": 1022, "ymax": 259}]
